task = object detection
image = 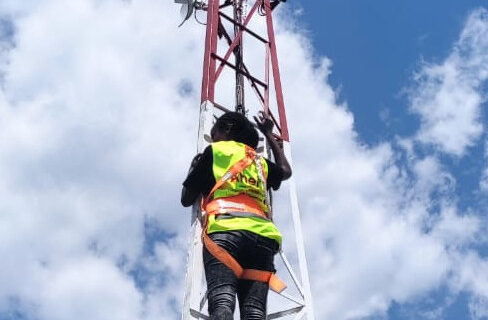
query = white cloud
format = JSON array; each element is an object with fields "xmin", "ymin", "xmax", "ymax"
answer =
[
  {"xmin": 450, "ymin": 251, "xmax": 488, "ymax": 303},
  {"xmin": 469, "ymin": 296, "xmax": 488, "ymax": 320},
  {"xmin": 39, "ymin": 257, "xmax": 143, "ymax": 320},
  {"xmin": 1, "ymin": 1, "xmax": 488, "ymax": 320},
  {"xmin": 408, "ymin": 8, "xmax": 488, "ymax": 157},
  {"xmin": 430, "ymin": 205, "xmax": 480, "ymax": 247},
  {"xmin": 0, "ymin": 0, "xmax": 200, "ymax": 318}
]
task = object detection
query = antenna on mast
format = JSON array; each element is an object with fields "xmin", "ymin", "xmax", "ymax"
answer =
[{"xmin": 174, "ymin": 0, "xmax": 206, "ymax": 27}]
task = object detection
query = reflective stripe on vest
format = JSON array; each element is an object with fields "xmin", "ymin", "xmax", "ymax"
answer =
[{"xmin": 205, "ymin": 194, "xmax": 266, "ymax": 217}]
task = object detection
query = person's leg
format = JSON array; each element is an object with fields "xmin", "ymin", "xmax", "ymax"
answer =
[
  {"xmin": 237, "ymin": 232, "xmax": 279, "ymax": 320},
  {"xmin": 204, "ymin": 232, "xmax": 243, "ymax": 319},
  {"xmin": 237, "ymin": 280, "xmax": 269, "ymax": 320}
]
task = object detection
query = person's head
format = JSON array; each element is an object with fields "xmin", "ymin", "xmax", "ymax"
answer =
[{"xmin": 210, "ymin": 112, "xmax": 259, "ymax": 149}]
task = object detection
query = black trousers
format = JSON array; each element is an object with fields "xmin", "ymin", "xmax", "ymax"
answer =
[{"xmin": 203, "ymin": 230, "xmax": 280, "ymax": 320}]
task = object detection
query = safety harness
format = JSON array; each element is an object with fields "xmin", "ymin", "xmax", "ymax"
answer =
[{"xmin": 201, "ymin": 145, "xmax": 286, "ymax": 293}]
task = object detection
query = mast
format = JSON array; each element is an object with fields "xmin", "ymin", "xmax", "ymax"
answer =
[
  {"xmin": 234, "ymin": 0, "xmax": 245, "ymax": 114},
  {"xmin": 177, "ymin": 1, "xmax": 314, "ymax": 318}
]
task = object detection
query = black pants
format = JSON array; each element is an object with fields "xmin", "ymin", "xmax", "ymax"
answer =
[{"xmin": 203, "ymin": 230, "xmax": 279, "ymax": 320}]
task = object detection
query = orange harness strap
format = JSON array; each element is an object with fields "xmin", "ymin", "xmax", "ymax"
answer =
[
  {"xmin": 201, "ymin": 146, "xmax": 286, "ymax": 294},
  {"xmin": 205, "ymin": 194, "xmax": 267, "ymax": 218},
  {"xmin": 202, "ymin": 229, "xmax": 286, "ymax": 293}
]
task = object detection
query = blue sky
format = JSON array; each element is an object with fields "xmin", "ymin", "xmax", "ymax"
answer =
[
  {"xmin": 0, "ymin": 1, "xmax": 488, "ymax": 319},
  {"xmin": 289, "ymin": 1, "xmax": 488, "ymax": 319},
  {"xmin": 293, "ymin": 0, "xmax": 486, "ymax": 140},
  {"xmin": 293, "ymin": 0, "xmax": 488, "ymax": 212}
]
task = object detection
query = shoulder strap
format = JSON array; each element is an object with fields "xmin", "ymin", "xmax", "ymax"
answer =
[{"xmin": 254, "ymin": 156, "xmax": 271, "ymax": 215}]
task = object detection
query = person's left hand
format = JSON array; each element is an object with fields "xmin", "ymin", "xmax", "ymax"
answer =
[{"xmin": 253, "ymin": 111, "xmax": 274, "ymax": 135}]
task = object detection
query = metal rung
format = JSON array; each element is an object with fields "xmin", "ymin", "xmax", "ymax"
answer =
[
  {"xmin": 199, "ymin": 291, "xmax": 208, "ymax": 311},
  {"xmin": 219, "ymin": 11, "xmax": 269, "ymax": 43},
  {"xmin": 190, "ymin": 309, "xmax": 209, "ymax": 320},
  {"xmin": 211, "ymin": 54, "xmax": 268, "ymax": 88},
  {"xmin": 267, "ymin": 306, "xmax": 304, "ymax": 319},
  {"xmin": 277, "ymin": 291, "xmax": 305, "ymax": 306}
]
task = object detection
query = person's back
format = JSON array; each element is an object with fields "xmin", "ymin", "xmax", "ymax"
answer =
[{"xmin": 181, "ymin": 111, "xmax": 291, "ymax": 319}]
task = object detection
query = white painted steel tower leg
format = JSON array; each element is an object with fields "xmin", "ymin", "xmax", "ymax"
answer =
[
  {"xmin": 284, "ymin": 142, "xmax": 315, "ymax": 320},
  {"xmin": 181, "ymin": 101, "xmax": 214, "ymax": 320}
]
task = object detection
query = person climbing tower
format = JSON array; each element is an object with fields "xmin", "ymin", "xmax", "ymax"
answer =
[{"xmin": 181, "ymin": 111, "xmax": 291, "ymax": 319}]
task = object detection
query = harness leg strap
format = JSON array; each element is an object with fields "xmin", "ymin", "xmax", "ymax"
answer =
[{"xmin": 202, "ymin": 232, "xmax": 286, "ymax": 293}]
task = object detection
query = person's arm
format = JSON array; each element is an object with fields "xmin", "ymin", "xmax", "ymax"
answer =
[
  {"xmin": 181, "ymin": 187, "xmax": 199, "ymax": 207},
  {"xmin": 253, "ymin": 111, "xmax": 292, "ymax": 180},
  {"xmin": 181, "ymin": 153, "xmax": 202, "ymax": 207}
]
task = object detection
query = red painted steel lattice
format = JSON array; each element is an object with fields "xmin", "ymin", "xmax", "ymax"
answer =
[{"xmin": 200, "ymin": 0, "xmax": 290, "ymax": 141}]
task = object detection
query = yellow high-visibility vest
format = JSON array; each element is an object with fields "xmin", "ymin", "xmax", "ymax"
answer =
[{"xmin": 206, "ymin": 140, "xmax": 282, "ymax": 244}]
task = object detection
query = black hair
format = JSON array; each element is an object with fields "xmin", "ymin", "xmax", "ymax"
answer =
[{"xmin": 211, "ymin": 112, "xmax": 259, "ymax": 149}]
